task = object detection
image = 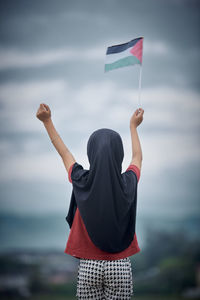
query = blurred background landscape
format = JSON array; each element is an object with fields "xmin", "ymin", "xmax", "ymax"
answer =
[{"xmin": 0, "ymin": 0, "xmax": 200, "ymax": 299}]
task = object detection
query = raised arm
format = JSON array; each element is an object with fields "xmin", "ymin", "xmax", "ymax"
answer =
[
  {"xmin": 36, "ymin": 103, "xmax": 76, "ymax": 173},
  {"xmin": 129, "ymin": 108, "xmax": 144, "ymax": 170}
]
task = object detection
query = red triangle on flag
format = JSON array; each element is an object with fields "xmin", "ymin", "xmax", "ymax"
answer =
[{"xmin": 130, "ymin": 38, "xmax": 143, "ymax": 63}]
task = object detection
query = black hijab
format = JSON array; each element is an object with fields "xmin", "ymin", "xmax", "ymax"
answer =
[{"xmin": 66, "ymin": 128, "xmax": 138, "ymax": 253}]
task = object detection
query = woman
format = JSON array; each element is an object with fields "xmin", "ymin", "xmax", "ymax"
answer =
[{"xmin": 36, "ymin": 103, "xmax": 144, "ymax": 299}]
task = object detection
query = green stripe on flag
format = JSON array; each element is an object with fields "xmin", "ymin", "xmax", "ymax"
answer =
[{"xmin": 105, "ymin": 56, "xmax": 141, "ymax": 72}]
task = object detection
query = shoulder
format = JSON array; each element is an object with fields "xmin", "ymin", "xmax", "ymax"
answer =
[
  {"xmin": 68, "ymin": 162, "xmax": 89, "ymax": 183},
  {"xmin": 125, "ymin": 164, "xmax": 140, "ymax": 182}
]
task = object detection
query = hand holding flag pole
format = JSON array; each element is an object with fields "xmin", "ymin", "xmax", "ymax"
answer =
[{"xmin": 105, "ymin": 37, "xmax": 144, "ymax": 111}]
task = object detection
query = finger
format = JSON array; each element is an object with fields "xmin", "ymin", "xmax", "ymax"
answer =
[
  {"xmin": 43, "ymin": 103, "xmax": 50, "ymax": 111},
  {"xmin": 41, "ymin": 103, "xmax": 48, "ymax": 111},
  {"xmin": 136, "ymin": 109, "xmax": 141, "ymax": 116},
  {"xmin": 135, "ymin": 109, "xmax": 139, "ymax": 115},
  {"xmin": 138, "ymin": 108, "xmax": 144, "ymax": 114},
  {"xmin": 40, "ymin": 104, "xmax": 45, "ymax": 111}
]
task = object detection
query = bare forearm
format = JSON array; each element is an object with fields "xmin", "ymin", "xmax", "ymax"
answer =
[
  {"xmin": 43, "ymin": 118, "xmax": 74, "ymax": 159},
  {"xmin": 130, "ymin": 125, "xmax": 143, "ymax": 160}
]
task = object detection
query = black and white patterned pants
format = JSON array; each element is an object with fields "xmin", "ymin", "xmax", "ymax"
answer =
[{"xmin": 76, "ymin": 257, "xmax": 133, "ymax": 299}]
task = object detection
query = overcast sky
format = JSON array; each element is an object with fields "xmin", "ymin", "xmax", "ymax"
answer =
[{"xmin": 0, "ymin": 0, "xmax": 199, "ymax": 226}]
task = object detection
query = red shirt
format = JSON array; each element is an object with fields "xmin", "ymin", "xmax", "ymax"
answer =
[{"xmin": 64, "ymin": 163, "xmax": 141, "ymax": 260}]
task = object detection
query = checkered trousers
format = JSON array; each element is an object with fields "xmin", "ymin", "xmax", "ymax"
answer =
[{"xmin": 76, "ymin": 257, "xmax": 133, "ymax": 299}]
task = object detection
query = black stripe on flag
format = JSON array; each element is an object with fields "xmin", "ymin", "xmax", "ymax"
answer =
[{"xmin": 106, "ymin": 37, "xmax": 143, "ymax": 55}]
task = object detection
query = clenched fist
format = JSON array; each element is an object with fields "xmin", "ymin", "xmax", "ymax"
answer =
[
  {"xmin": 36, "ymin": 103, "xmax": 51, "ymax": 123},
  {"xmin": 130, "ymin": 108, "xmax": 144, "ymax": 128}
]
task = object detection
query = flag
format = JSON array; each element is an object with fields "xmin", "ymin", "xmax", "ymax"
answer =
[{"xmin": 105, "ymin": 37, "xmax": 143, "ymax": 72}]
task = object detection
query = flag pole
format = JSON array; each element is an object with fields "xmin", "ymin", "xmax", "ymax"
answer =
[{"xmin": 138, "ymin": 64, "xmax": 142, "ymax": 111}]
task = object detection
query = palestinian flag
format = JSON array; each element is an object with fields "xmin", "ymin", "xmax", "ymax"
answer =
[{"xmin": 105, "ymin": 37, "xmax": 143, "ymax": 72}]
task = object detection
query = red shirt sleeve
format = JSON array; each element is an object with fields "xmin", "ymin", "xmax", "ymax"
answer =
[
  {"xmin": 68, "ymin": 163, "xmax": 76, "ymax": 183},
  {"xmin": 126, "ymin": 164, "xmax": 140, "ymax": 182}
]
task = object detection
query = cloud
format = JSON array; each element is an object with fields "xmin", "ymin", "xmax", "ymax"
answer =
[
  {"xmin": 1, "ymin": 38, "xmax": 197, "ymax": 70},
  {"xmin": 0, "ymin": 46, "xmax": 105, "ymax": 70},
  {"xmin": 144, "ymin": 40, "xmax": 170, "ymax": 55},
  {"xmin": 0, "ymin": 79, "xmax": 67, "ymax": 109},
  {"xmin": 0, "ymin": 0, "xmax": 199, "ymax": 217},
  {"xmin": 0, "ymin": 78, "xmax": 199, "ymax": 182},
  {"xmin": 0, "ymin": 151, "xmax": 63, "ymax": 182},
  {"xmin": 1, "ymin": 78, "xmax": 199, "ymax": 135}
]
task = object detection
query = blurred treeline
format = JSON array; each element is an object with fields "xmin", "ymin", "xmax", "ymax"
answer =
[
  {"xmin": 0, "ymin": 228, "xmax": 200, "ymax": 300},
  {"xmin": 133, "ymin": 228, "xmax": 200, "ymax": 297}
]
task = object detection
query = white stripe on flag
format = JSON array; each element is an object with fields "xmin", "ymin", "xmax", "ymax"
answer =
[{"xmin": 105, "ymin": 47, "xmax": 133, "ymax": 64}]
